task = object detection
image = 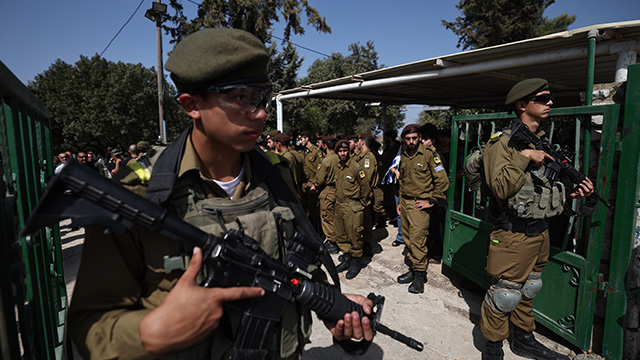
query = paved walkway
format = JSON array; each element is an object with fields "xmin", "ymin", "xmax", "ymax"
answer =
[{"xmin": 60, "ymin": 219, "xmax": 599, "ymax": 359}]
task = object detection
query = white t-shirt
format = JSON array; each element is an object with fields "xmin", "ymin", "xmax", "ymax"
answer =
[{"xmin": 213, "ymin": 165, "xmax": 245, "ymax": 199}]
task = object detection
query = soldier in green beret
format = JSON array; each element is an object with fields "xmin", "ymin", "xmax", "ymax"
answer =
[
  {"xmin": 396, "ymin": 124, "xmax": 449, "ymax": 294},
  {"xmin": 480, "ymin": 78, "xmax": 594, "ymax": 359},
  {"xmin": 69, "ymin": 28, "xmax": 373, "ymax": 360},
  {"xmin": 333, "ymin": 140, "xmax": 370, "ymax": 279}
]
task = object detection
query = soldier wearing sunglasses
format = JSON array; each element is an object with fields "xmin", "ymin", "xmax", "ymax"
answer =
[
  {"xmin": 69, "ymin": 28, "xmax": 374, "ymax": 359},
  {"xmin": 480, "ymin": 78, "xmax": 594, "ymax": 360}
]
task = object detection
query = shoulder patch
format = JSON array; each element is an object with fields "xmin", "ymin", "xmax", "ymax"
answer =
[
  {"xmin": 364, "ymin": 158, "xmax": 370, "ymax": 168},
  {"xmin": 357, "ymin": 166, "xmax": 366, "ymax": 179},
  {"xmin": 434, "ymin": 156, "xmax": 442, "ymax": 165},
  {"xmin": 489, "ymin": 132, "xmax": 503, "ymax": 144}
]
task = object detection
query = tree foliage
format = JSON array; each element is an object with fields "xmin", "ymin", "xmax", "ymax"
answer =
[
  {"xmin": 442, "ymin": 0, "xmax": 575, "ymax": 50},
  {"xmin": 296, "ymin": 41, "xmax": 405, "ymax": 135},
  {"xmin": 29, "ymin": 55, "xmax": 190, "ymax": 154},
  {"xmin": 535, "ymin": 13, "xmax": 577, "ymax": 37},
  {"xmin": 164, "ymin": 0, "xmax": 331, "ymax": 44}
]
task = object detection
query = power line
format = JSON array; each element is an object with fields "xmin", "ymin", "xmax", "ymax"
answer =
[
  {"xmin": 271, "ymin": 34, "xmax": 331, "ymax": 58},
  {"xmin": 98, "ymin": 0, "xmax": 330, "ymax": 61},
  {"xmin": 99, "ymin": 0, "xmax": 146, "ymax": 58}
]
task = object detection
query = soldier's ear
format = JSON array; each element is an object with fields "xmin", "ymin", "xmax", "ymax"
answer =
[
  {"xmin": 178, "ymin": 93, "xmax": 201, "ymax": 119},
  {"xmin": 514, "ymin": 99, "xmax": 527, "ymax": 112}
]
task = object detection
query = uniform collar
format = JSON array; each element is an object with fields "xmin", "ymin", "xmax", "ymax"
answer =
[{"xmin": 178, "ymin": 134, "xmax": 254, "ymax": 198}]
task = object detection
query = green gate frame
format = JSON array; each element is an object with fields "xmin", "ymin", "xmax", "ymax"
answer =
[
  {"xmin": 444, "ymin": 103, "xmax": 619, "ymax": 350},
  {"xmin": 0, "ymin": 61, "xmax": 68, "ymax": 359}
]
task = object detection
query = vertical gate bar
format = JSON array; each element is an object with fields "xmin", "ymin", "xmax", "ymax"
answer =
[
  {"xmin": 448, "ymin": 120, "xmax": 459, "ymax": 212},
  {"xmin": 578, "ymin": 105, "xmax": 620, "ymax": 349},
  {"xmin": 0, "ymin": 95, "xmax": 22, "ymax": 360},
  {"xmin": 460, "ymin": 122, "xmax": 470, "ymax": 212},
  {"xmin": 602, "ymin": 63, "xmax": 640, "ymax": 359}
]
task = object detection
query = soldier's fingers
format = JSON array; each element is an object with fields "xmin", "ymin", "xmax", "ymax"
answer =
[
  {"xmin": 213, "ymin": 287, "xmax": 265, "ymax": 303},
  {"xmin": 180, "ymin": 247, "xmax": 203, "ymax": 284},
  {"xmin": 362, "ymin": 316, "xmax": 374, "ymax": 341},
  {"xmin": 350, "ymin": 311, "xmax": 364, "ymax": 340},
  {"xmin": 342, "ymin": 313, "xmax": 353, "ymax": 338}
]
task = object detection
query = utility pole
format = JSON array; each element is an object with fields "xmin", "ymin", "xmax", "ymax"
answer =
[{"xmin": 145, "ymin": 1, "xmax": 168, "ymax": 143}]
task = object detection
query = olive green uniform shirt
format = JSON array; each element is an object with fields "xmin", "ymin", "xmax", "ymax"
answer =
[
  {"xmin": 398, "ymin": 144, "xmax": 449, "ymax": 200},
  {"xmin": 335, "ymin": 158, "xmax": 371, "ymax": 208},
  {"xmin": 302, "ymin": 144, "xmax": 323, "ymax": 191},
  {"xmin": 482, "ymin": 133, "xmax": 533, "ymax": 201},
  {"xmin": 280, "ymin": 148, "xmax": 304, "ymax": 193},
  {"xmin": 314, "ymin": 152, "xmax": 339, "ymax": 188}
]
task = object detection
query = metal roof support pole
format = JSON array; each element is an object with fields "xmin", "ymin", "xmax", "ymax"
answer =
[
  {"xmin": 381, "ymin": 103, "xmax": 387, "ymax": 131},
  {"xmin": 276, "ymin": 95, "xmax": 284, "ymax": 132},
  {"xmin": 615, "ymin": 49, "xmax": 638, "ymax": 82},
  {"xmin": 577, "ymin": 31, "xmax": 597, "ymax": 249},
  {"xmin": 586, "ymin": 30, "xmax": 597, "ymax": 106}
]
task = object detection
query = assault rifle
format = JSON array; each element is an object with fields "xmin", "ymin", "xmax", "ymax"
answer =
[
  {"xmin": 21, "ymin": 159, "xmax": 423, "ymax": 355},
  {"xmin": 510, "ymin": 119, "xmax": 613, "ymax": 212}
]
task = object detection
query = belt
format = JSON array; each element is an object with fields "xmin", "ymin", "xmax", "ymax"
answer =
[
  {"xmin": 401, "ymin": 195, "xmax": 429, "ymax": 201},
  {"xmin": 336, "ymin": 197, "xmax": 356, "ymax": 204}
]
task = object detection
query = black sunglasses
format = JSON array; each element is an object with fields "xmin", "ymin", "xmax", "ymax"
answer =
[{"xmin": 528, "ymin": 93, "xmax": 554, "ymax": 103}]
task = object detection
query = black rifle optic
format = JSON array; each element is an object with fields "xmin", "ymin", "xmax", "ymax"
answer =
[
  {"xmin": 21, "ymin": 159, "xmax": 424, "ymax": 354},
  {"xmin": 510, "ymin": 119, "xmax": 613, "ymax": 212}
]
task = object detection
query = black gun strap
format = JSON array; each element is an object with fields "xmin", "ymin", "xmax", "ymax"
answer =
[
  {"xmin": 248, "ymin": 148, "xmax": 342, "ymax": 290},
  {"xmin": 146, "ymin": 125, "xmax": 192, "ymax": 205}
]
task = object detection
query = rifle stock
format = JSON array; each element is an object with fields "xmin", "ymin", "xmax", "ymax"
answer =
[{"xmin": 22, "ymin": 159, "xmax": 424, "ymax": 352}]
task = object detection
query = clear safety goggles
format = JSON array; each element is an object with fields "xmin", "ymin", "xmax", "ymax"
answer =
[{"xmin": 205, "ymin": 83, "xmax": 274, "ymax": 113}]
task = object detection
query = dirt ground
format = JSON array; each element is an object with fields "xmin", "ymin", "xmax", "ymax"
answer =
[{"xmin": 60, "ymin": 219, "xmax": 602, "ymax": 359}]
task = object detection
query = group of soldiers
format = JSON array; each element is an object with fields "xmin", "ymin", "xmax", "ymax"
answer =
[{"xmin": 259, "ymin": 125, "xmax": 450, "ymax": 294}]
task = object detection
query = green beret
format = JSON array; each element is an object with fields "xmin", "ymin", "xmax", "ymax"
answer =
[
  {"xmin": 505, "ymin": 78, "xmax": 549, "ymax": 105},
  {"xmin": 335, "ymin": 139, "xmax": 349, "ymax": 151},
  {"xmin": 166, "ymin": 28, "xmax": 270, "ymax": 92},
  {"xmin": 272, "ymin": 132, "xmax": 290, "ymax": 143},
  {"xmin": 401, "ymin": 124, "xmax": 420, "ymax": 138},
  {"xmin": 136, "ymin": 140, "xmax": 150, "ymax": 150}
]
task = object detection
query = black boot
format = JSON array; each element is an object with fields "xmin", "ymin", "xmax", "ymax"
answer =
[
  {"xmin": 510, "ymin": 326, "xmax": 570, "ymax": 359},
  {"xmin": 336, "ymin": 254, "xmax": 352, "ymax": 273},
  {"xmin": 408, "ymin": 271, "xmax": 427, "ymax": 294},
  {"xmin": 324, "ymin": 241, "xmax": 339, "ymax": 254},
  {"xmin": 397, "ymin": 269, "xmax": 415, "ymax": 284},
  {"xmin": 483, "ymin": 340, "xmax": 504, "ymax": 360},
  {"xmin": 345, "ymin": 257, "xmax": 362, "ymax": 279},
  {"xmin": 363, "ymin": 242, "xmax": 373, "ymax": 257}
]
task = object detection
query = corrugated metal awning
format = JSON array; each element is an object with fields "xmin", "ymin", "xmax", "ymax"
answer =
[{"xmin": 278, "ymin": 20, "xmax": 640, "ymax": 110}]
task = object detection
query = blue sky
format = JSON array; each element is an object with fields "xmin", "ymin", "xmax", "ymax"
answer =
[{"xmin": 1, "ymin": 0, "xmax": 639, "ymax": 123}]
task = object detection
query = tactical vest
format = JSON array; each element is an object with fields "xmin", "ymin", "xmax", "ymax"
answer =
[
  {"xmin": 487, "ymin": 131, "xmax": 567, "ymax": 235},
  {"xmin": 160, "ymin": 172, "xmax": 312, "ymax": 360},
  {"xmin": 119, "ymin": 127, "xmax": 337, "ymax": 360}
]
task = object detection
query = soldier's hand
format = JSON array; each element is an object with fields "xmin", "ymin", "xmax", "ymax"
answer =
[
  {"xmin": 414, "ymin": 200, "xmax": 435, "ymax": 210},
  {"xmin": 520, "ymin": 149, "xmax": 553, "ymax": 166},
  {"xmin": 568, "ymin": 177, "xmax": 594, "ymax": 199},
  {"xmin": 325, "ymin": 293, "xmax": 374, "ymax": 342},
  {"xmin": 139, "ymin": 247, "xmax": 265, "ymax": 355}
]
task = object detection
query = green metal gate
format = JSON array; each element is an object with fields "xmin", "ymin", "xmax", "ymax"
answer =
[
  {"xmin": 443, "ymin": 63, "xmax": 640, "ymax": 359},
  {"xmin": 0, "ymin": 61, "xmax": 68, "ymax": 359}
]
